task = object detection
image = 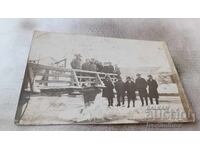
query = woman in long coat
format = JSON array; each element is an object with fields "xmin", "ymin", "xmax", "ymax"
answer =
[
  {"xmin": 147, "ymin": 75, "xmax": 159, "ymax": 104},
  {"xmin": 102, "ymin": 76, "xmax": 114, "ymax": 106}
]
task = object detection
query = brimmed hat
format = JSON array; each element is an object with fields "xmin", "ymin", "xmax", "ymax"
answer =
[
  {"xmin": 126, "ymin": 76, "xmax": 131, "ymax": 80},
  {"xmin": 104, "ymin": 62, "xmax": 112, "ymax": 66},
  {"xmin": 148, "ymin": 74, "xmax": 152, "ymax": 78},
  {"xmin": 74, "ymin": 54, "xmax": 82, "ymax": 57},
  {"xmin": 136, "ymin": 73, "xmax": 141, "ymax": 76}
]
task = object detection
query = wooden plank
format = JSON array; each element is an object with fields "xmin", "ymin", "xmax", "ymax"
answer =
[
  {"xmin": 40, "ymin": 86, "xmax": 82, "ymax": 90},
  {"xmin": 35, "ymin": 80, "xmax": 71, "ymax": 84},
  {"xmin": 28, "ymin": 64, "xmax": 35, "ymax": 92},
  {"xmin": 73, "ymin": 68, "xmax": 118, "ymax": 76},
  {"xmin": 72, "ymin": 70, "xmax": 81, "ymax": 87},
  {"xmin": 76, "ymin": 76, "xmax": 96, "ymax": 79},
  {"xmin": 36, "ymin": 72, "xmax": 72, "ymax": 78},
  {"xmin": 29, "ymin": 62, "xmax": 71, "ymax": 72},
  {"xmin": 96, "ymin": 73, "xmax": 104, "ymax": 86},
  {"xmin": 80, "ymin": 81, "xmax": 96, "ymax": 84},
  {"xmin": 29, "ymin": 62, "xmax": 118, "ymax": 76}
]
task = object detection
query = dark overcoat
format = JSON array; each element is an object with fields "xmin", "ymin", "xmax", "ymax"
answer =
[
  {"xmin": 115, "ymin": 80, "xmax": 125, "ymax": 96},
  {"xmin": 102, "ymin": 80, "xmax": 114, "ymax": 98},
  {"xmin": 102, "ymin": 65, "xmax": 114, "ymax": 73},
  {"xmin": 89, "ymin": 63, "xmax": 97, "ymax": 71},
  {"xmin": 135, "ymin": 78, "xmax": 148, "ymax": 97},
  {"xmin": 125, "ymin": 81, "xmax": 136, "ymax": 99},
  {"xmin": 147, "ymin": 79, "xmax": 159, "ymax": 98},
  {"xmin": 82, "ymin": 62, "xmax": 90, "ymax": 70},
  {"xmin": 71, "ymin": 59, "xmax": 81, "ymax": 69},
  {"xmin": 96, "ymin": 63, "xmax": 103, "ymax": 72}
]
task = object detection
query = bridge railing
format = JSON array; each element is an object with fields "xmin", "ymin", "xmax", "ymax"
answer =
[{"xmin": 28, "ymin": 62, "xmax": 118, "ymax": 92}]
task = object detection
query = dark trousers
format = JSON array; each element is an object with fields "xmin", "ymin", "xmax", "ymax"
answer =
[
  {"xmin": 107, "ymin": 97, "xmax": 113, "ymax": 106},
  {"xmin": 117, "ymin": 94, "xmax": 125, "ymax": 106},
  {"xmin": 140, "ymin": 96, "xmax": 148, "ymax": 106},
  {"xmin": 150, "ymin": 97, "xmax": 159, "ymax": 104},
  {"xmin": 127, "ymin": 97, "xmax": 135, "ymax": 107}
]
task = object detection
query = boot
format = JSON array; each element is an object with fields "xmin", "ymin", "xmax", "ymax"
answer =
[
  {"xmin": 150, "ymin": 97, "xmax": 153, "ymax": 104},
  {"xmin": 127, "ymin": 101, "xmax": 130, "ymax": 108},
  {"xmin": 155, "ymin": 98, "xmax": 159, "ymax": 105},
  {"xmin": 145, "ymin": 97, "xmax": 148, "ymax": 106},
  {"xmin": 140, "ymin": 97, "xmax": 144, "ymax": 106},
  {"xmin": 133, "ymin": 101, "xmax": 135, "ymax": 107}
]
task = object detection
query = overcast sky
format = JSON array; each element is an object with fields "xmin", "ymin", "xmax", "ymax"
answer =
[{"xmin": 29, "ymin": 31, "xmax": 172, "ymax": 73}]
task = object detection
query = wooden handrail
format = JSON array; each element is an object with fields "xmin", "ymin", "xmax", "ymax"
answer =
[
  {"xmin": 36, "ymin": 72, "xmax": 72, "ymax": 78},
  {"xmin": 35, "ymin": 80, "xmax": 71, "ymax": 84},
  {"xmin": 76, "ymin": 76, "xmax": 96, "ymax": 79},
  {"xmin": 28, "ymin": 62, "xmax": 118, "ymax": 76}
]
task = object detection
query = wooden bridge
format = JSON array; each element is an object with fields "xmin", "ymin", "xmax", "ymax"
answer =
[{"xmin": 26, "ymin": 62, "xmax": 118, "ymax": 96}]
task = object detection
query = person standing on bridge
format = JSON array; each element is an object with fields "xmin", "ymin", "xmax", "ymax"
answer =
[
  {"xmin": 82, "ymin": 58, "xmax": 90, "ymax": 70},
  {"xmin": 147, "ymin": 75, "xmax": 159, "ymax": 105},
  {"xmin": 102, "ymin": 62, "xmax": 114, "ymax": 73},
  {"xmin": 95, "ymin": 60, "xmax": 103, "ymax": 72},
  {"xmin": 71, "ymin": 54, "xmax": 82, "ymax": 69},
  {"xmin": 88, "ymin": 58, "xmax": 97, "ymax": 71},
  {"xmin": 102, "ymin": 76, "xmax": 114, "ymax": 107}
]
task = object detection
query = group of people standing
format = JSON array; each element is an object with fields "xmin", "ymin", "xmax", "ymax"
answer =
[
  {"xmin": 70, "ymin": 54, "xmax": 121, "ymax": 75},
  {"xmin": 102, "ymin": 74, "xmax": 159, "ymax": 108}
]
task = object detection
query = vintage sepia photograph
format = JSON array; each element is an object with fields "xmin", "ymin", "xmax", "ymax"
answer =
[{"xmin": 15, "ymin": 31, "xmax": 195, "ymax": 125}]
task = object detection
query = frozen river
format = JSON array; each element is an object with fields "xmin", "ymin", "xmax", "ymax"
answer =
[{"xmin": 19, "ymin": 93, "xmax": 187, "ymax": 125}]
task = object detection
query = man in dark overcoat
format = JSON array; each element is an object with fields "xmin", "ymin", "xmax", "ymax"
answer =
[
  {"xmin": 125, "ymin": 77, "xmax": 136, "ymax": 108},
  {"xmin": 95, "ymin": 61, "xmax": 103, "ymax": 72},
  {"xmin": 135, "ymin": 73, "xmax": 148, "ymax": 106},
  {"xmin": 71, "ymin": 54, "xmax": 82, "ymax": 69},
  {"xmin": 102, "ymin": 62, "xmax": 114, "ymax": 73},
  {"xmin": 147, "ymin": 75, "xmax": 159, "ymax": 105},
  {"xmin": 82, "ymin": 59, "xmax": 90, "ymax": 70},
  {"xmin": 115, "ymin": 77, "xmax": 125, "ymax": 106},
  {"xmin": 88, "ymin": 61, "xmax": 97, "ymax": 71},
  {"xmin": 102, "ymin": 76, "xmax": 114, "ymax": 107}
]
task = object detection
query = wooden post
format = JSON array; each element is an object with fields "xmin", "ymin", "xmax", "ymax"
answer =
[
  {"xmin": 28, "ymin": 65, "xmax": 35, "ymax": 92},
  {"xmin": 72, "ymin": 70, "xmax": 81, "ymax": 87},
  {"xmin": 96, "ymin": 73, "xmax": 104, "ymax": 86},
  {"xmin": 42, "ymin": 69, "xmax": 49, "ymax": 86}
]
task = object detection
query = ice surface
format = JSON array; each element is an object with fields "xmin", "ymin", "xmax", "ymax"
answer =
[{"xmin": 20, "ymin": 91, "xmax": 186, "ymax": 124}]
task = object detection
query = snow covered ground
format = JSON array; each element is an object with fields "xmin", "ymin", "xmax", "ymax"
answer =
[{"xmin": 19, "ymin": 92, "xmax": 187, "ymax": 125}]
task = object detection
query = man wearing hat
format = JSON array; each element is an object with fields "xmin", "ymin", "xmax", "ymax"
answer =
[
  {"xmin": 125, "ymin": 76, "xmax": 136, "ymax": 108},
  {"xmin": 135, "ymin": 73, "xmax": 148, "ymax": 106},
  {"xmin": 88, "ymin": 59, "xmax": 97, "ymax": 71},
  {"xmin": 82, "ymin": 58, "xmax": 90, "ymax": 71},
  {"xmin": 102, "ymin": 62, "xmax": 114, "ymax": 73},
  {"xmin": 147, "ymin": 75, "xmax": 159, "ymax": 105},
  {"xmin": 71, "ymin": 54, "xmax": 82, "ymax": 69},
  {"xmin": 115, "ymin": 76, "xmax": 125, "ymax": 106},
  {"xmin": 102, "ymin": 75, "xmax": 114, "ymax": 107}
]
